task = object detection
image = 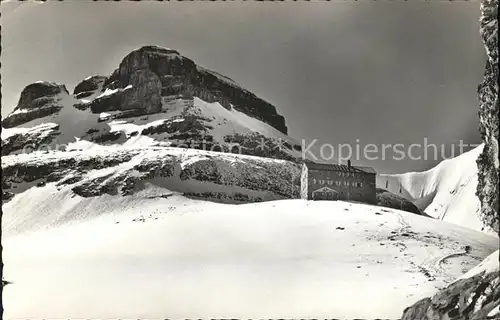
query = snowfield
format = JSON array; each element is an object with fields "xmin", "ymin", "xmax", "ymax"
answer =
[{"xmin": 2, "ymin": 194, "xmax": 498, "ymax": 319}]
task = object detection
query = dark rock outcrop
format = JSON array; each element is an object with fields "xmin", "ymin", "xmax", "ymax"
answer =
[
  {"xmin": 223, "ymin": 132, "xmax": 301, "ymax": 162},
  {"xmin": 1, "ymin": 124, "xmax": 60, "ymax": 156},
  {"xmin": 401, "ymin": 270, "xmax": 499, "ymax": 320},
  {"xmin": 2, "ymin": 82, "xmax": 69, "ymax": 128},
  {"xmin": 2, "ymin": 148, "xmax": 300, "ymax": 206},
  {"xmin": 88, "ymin": 89, "xmax": 124, "ymax": 114},
  {"xmin": 376, "ymin": 188, "xmax": 425, "ymax": 216},
  {"xmin": 73, "ymin": 75, "xmax": 107, "ymax": 99},
  {"xmin": 16, "ymin": 82, "xmax": 68, "ymax": 110},
  {"xmin": 476, "ymin": 0, "xmax": 499, "ymax": 234}
]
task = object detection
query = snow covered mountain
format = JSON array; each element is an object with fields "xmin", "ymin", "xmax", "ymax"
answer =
[
  {"xmin": 1, "ymin": 46, "xmax": 302, "ymax": 162},
  {"xmin": 2, "ymin": 44, "xmax": 498, "ymax": 320},
  {"xmin": 377, "ymin": 145, "xmax": 494, "ymax": 234}
]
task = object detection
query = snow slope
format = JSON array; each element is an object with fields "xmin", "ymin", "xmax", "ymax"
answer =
[
  {"xmin": 459, "ymin": 249, "xmax": 499, "ymax": 281},
  {"xmin": 377, "ymin": 145, "xmax": 491, "ymax": 234},
  {"xmin": 2, "ymin": 146, "xmax": 301, "ymax": 234},
  {"xmin": 2, "ymin": 194, "xmax": 498, "ymax": 319}
]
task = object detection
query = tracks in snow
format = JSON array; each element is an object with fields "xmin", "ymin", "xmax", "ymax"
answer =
[{"xmin": 392, "ymin": 210, "xmax": 470, "ymax": 284}]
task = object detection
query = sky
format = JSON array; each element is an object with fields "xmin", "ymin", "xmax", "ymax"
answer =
[{"xmin": 0, "ymin": 1, "xmax": 486, "ymax": 174}]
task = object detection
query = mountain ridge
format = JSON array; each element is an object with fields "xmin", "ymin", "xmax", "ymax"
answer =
[
  {"xmin": 377, "ymin": 144, "xmax": 494, "ymax": 234},
  {"xmin": 1, "ymin": 45, "xmax": 302, "ymax": 161}
]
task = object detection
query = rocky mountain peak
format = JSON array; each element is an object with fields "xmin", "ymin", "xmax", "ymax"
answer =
[
  {"xmin": 108, "ymin": 46, "xmax": 189, "ymax": 87},
  {"xmin": 2, "ymin": 45, "xmax": 295, "ymax": 160},
  {"xmin": 16, "ymin": 82, "xmax": 69, "ymax": 109},
  {"xmin": 100, "ymin": 45, "xmax": 288, "ymax": 134},
  {"xmin": 2, "ymin": 81, "xmax": 69, "ymax": 129}
]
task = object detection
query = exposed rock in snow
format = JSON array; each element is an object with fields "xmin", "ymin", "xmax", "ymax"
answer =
[
  {"xmin": 1, "ymin": 123, "xmax": 60, "ymax": 156},
  {"xmin": 1, "ymin": 147, "xmax": 301, "ymax": 233},
  {"xmin": 376, "ymin": 188, "xmax": 425, "ymax": 216},
  {"xmin": 401, "ymin": 250, "xmax": 499, "ymax": 320}
]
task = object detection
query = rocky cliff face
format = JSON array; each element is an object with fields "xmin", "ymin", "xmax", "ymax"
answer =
[
  {"xmin": 86, "ymin": 46, "xmax": 287, "ymax": 134},
  {"xmin": 476, "ymin": 0, "xmax": 499, "ymax": 234},
  {"xmin": 73, "ymin": 75, "xmax": 107, "ymax": 99}
]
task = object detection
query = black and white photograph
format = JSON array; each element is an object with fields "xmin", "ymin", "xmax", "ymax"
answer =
[{"xmin": 0, "ymin": 0, "xmax": 498, "ymax": 319}]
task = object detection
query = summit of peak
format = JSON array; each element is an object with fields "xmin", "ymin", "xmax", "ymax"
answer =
[{"xmin": 132, "ymin": 45, "xmax": 181, "ymax": 56}]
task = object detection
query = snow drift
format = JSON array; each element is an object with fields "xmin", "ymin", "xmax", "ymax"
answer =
[{"xmin": 377, "ymin": 145, "xmax": 493, "ymax": 234}]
